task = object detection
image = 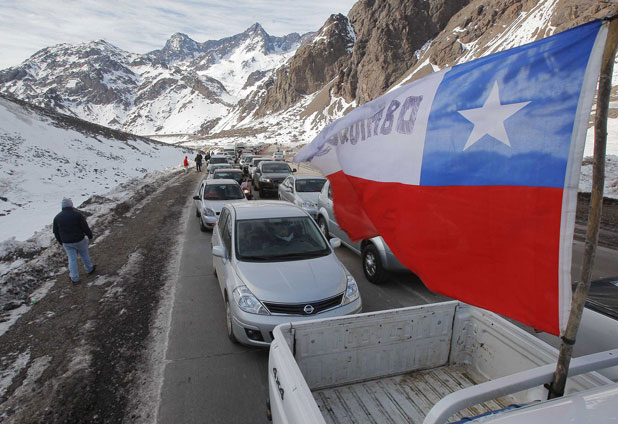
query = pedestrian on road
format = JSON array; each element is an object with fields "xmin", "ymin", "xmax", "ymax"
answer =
[
  {"xmin": 53, "ymin": 198, "xmax": 96, "ymax": 284},
  {"xmin": 195, "ymin": 153, "xmax": 203, "ymax": 172},
  {"xmin": 183, "ymin": 156, "xmax": 189, "ymax": 173}
]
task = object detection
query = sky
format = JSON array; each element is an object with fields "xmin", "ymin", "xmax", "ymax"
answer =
[{"xmin": 0, "ymin": 0, "xmax": 358, "ymax": 69}]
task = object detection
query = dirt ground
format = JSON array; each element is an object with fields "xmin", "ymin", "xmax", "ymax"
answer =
[
  {"xmin": 0, "ymin": 170, "xmax": 201, "ymax": 423},
  {"xmin": 0, "ymin": 170, "xmax": 617, "ymax": 423}
]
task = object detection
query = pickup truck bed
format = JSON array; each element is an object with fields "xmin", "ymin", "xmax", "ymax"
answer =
[
  {"xmin": 269, "ymin": 301, "xmax": 612, "ymax": 424},
  {"xmin": 314, "ymin": 365, "xmax": 511, "ymax": 424}
]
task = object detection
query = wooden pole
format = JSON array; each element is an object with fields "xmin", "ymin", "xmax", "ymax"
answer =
[{"xmin": 547, "ymin": 16, "xmax": 618, "ymax": 399}]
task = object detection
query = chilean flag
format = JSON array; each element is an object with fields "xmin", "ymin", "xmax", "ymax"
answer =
[{"xmin": 295, "ymin": 20, "xmax": 609, "ymax": 335}]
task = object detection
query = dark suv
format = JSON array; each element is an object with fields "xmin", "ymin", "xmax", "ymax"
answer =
[{"xmin": 253, "ymin": 161, "xmax": 295, "ymax": 197}]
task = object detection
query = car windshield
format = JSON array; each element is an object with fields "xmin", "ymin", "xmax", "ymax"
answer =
[
  {"xmin": 295, "ymin": 178, "xmax": 326, "ymax": 193},
  {"xmin": 210, "ymin": 157, "xmax": 227, "ymax": 164},
  {"xmin": 214, "ymin": 171, "xmax": 244, "ymax": 184},
  {"xmin": 262, "ymin": 163, "xmax": 291, "ymax": 173},
  {"xmin": 235, "ymin": 216, "xmax": 330, "ymax": 261},
  {"xmin": 203, "ymin": 184, "xmax": 244, "ymax": 200},
  {"xmin": 252, "ymin": 159, "xmax": 266, "ymax": 166},
  {"xmin": 211, "ymin": 164, "xmax": 231, "ymax": 171}
]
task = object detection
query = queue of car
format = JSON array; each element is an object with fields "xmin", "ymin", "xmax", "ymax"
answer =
[{"xmin": 195, "ymin": 150, "xmax": 407, "ymax": 347}]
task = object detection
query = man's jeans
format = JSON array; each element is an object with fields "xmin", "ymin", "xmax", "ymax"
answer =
[{"xmin": 63, "ymin": 237, "xmax": 94, "ymax": 282}]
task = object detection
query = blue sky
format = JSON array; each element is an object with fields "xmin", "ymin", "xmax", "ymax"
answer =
[{"xmin": 0, "ymin": 0, "xmax": 358, "ymax": 69}]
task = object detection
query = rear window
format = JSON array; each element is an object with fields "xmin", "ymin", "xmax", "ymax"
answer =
[
  {"xmin": 262, "ymin": 163, "xmax": 291, "ymax": 173},
  {"xmin": 210, "ymin": 157, "xmax": 227, "ymax": 164},
  {"xmin": 203, "ymin": 184, "xmax": 243, "ymax": 200},
  {"xmin": 296, "ymin": 178, "xmax": 326, "ymax": 193}
]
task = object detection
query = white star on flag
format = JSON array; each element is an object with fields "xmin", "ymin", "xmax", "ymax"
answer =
[{"xmin": 458, "ymin": 81, "xmax": 530, "ymax": 151}]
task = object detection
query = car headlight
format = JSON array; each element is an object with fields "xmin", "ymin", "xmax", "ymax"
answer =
[
  {"xmin": 261, "ymin": 177, "xmax": 271, "ymax": 183},
  {"xmin": 233, "ymin": 286, "xmax": 270, "ymax": 315},
  {"xmin": 342, "ymin": 273, "xmax": 359, "ymax": 305},
  {"xmin": 203, "ymin": 208, "xmax": 215, "ymax": 216}
]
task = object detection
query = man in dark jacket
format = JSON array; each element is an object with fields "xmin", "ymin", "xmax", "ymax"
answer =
[{"xmin": 53, "ymin": 198, "xmax": 96, "ymax": 283}]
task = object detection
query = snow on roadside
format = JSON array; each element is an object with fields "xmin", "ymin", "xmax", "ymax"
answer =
[{"xmin": 0, "ymin": 167, "xmax": 184, "ymax": 337}]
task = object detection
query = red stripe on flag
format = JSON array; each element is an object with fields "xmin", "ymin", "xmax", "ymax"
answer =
[{"xmin": 328, "ymin": 171, "xmax": 562, "ymax": 334}]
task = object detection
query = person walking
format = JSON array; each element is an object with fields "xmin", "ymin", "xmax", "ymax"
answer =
[
  {"xmin": 183, "ymin": 156, "xmax": 189, "ymax": 173},
  {"xmin": 53, "ymin": 198, "xmax": 96, "ymax": 284},
  {"xmin": 195, "ymin": 152, "xmax": 203, "ymax": 172}
]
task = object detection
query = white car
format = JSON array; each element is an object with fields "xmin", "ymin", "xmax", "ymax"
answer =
[
  {"xmin": 277, "ymin": 175, "xmax": 326, "ymax": 218},
  {"xmin": 193, "ymin": 179, "xmax": 247, "ymax": 231},
  {"xmin": 272, "ymin": 152, "xmax": 284, "ymax": 160},
  {"xmin": 211, "ymin": 201, "xmax": 362, "ymax": 346}
]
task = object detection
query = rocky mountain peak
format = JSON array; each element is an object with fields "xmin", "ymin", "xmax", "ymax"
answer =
[{"xmin": 166, "ymin": 33, "xmax": 199, "ymax": 52}]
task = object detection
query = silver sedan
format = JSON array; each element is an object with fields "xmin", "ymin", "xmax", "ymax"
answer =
[
  {"xmin": 277, "ymin": 175, "xmax": 326, "ymax": 219},
  {"xmin": 211, "ymin": 201, "xmax": 362, "ymax": 346}
]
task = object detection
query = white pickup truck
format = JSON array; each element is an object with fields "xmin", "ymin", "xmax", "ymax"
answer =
[{"xmin": 267, "ymin": 301, "xmax": 618, "ymax": 423}]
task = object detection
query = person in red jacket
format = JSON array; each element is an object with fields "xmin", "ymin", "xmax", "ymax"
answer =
[{"xmin": 183, "ymin": 156, "xmax": 189, "ymax": 173}]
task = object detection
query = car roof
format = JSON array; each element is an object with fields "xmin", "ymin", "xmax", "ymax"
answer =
[
  {"xmin": 204, "ymin": 179, "xmax": 239, "ymax": 185},
  {"xmin": 229, "ymin": 201, "xmax": 308, "ymax": 220}
]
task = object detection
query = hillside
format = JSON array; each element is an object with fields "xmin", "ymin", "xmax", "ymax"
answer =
[{"xmin": 0, "ymin": 94, "xmax": 192, "ymax": 243}]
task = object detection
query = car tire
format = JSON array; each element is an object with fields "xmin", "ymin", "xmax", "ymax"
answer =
[
  {"xmin": 362, "ymin": 244, "xmax": 388, "ymax": 284},
  {"xmin": 199, "ymin": 216, "xmax": 208, "ymax": 232},
  {"xmin": 317, "ymin": 216, "xmax": 329, "ymax": 238},
  {"xmin": 225, "ymin": 297, "xmax": 239, "ymax": 344}
]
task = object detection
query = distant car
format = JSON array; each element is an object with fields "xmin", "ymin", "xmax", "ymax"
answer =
[
  {"xmin": 209, "ymin": 168, "xmax": 245, "ymax": 186},
  {"xmin": 211, "ymin": 201, "xmax": 362, "ymax": 346},
  {"xmin": 207, "ymin": 163, "xmax": 232, "ymax": 175},
  {"xmin": 253, "ymin": 161, "xmax": 296, "ymax": 198},
  {"xmin": 206, "ymin": 156, "xmax": 229, "ymax": 173},
  {"xmin": 316, "ymin": 180, "xmax": 410, "ymax": 284},
  {"xmin": 240, "ymin": 154, "xmax": 258, "ymax": 171},
  {"xmin": 272, "ymin": 152, "xmax": 284, "ymax": 161},
  {"xmin": 193, "ymin": 179, "xmax": 247, "ymax": 231},
  {"xmin": 248, "ymin": 157, "xmax": 269, "ymax": 181},
  {"xmin": 278, "ymin": 175, "xmax": 326, "ymax": 219}
]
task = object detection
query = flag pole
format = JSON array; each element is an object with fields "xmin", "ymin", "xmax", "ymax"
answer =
[{"xmin": 547, "ymin": 16, "xmax": 618, "ymax": 399}]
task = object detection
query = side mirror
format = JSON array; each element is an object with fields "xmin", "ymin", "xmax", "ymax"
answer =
[
  {"xmin": 329, "ymin": 238, "xmax": 341, "ymax": 249},
  {"xmin": 193, "ymin": 195, "xmax": 200, "ymax": 200},
  {"xmin": 212, "ymin": 245, "xmax": 226, "ymax": 258},
  {"xmin": 292, "ymin": 168, "xmax": 297, "ymax": 173}
]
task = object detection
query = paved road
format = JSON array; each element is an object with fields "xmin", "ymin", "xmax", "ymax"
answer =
[{"xmin": 157, "ymin": 167, "xmax": 618, "ymax": 424}]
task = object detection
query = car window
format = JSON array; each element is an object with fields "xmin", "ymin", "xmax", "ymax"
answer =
[
  {"xmin": 296, "ymin": 178, "xmax": 326, "ymax": 193},
  {"xmin": 214, "ymin": 171, "xmax": 243, "ymax": 183},
  {"xmin": 210, "ymin": 157, "xmax": 227, "ymax": 164},
  {"xmin": 262, "ymin": 163, "xmax": 291, "ymax": 173},
  {"xmin": 204, "ymin": 184, "xmax": 244, "ymax": 200},
  {"xmin": 218, "ymin": 208, "xmax": 229, "ymax": 238},
  {"xmin": 222, "ymin": 216, "xmax": 232, "ymax": 256},
  {"xmin": 235, "ymin": 216, "xmax": 330, "ymax": 262}
]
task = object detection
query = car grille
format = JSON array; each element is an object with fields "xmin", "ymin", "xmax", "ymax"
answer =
[{"xmin": 263, "ymin": 293, "xmax": 344, "ymax": 316}]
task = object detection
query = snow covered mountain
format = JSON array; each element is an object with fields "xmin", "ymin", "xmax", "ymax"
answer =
[
  {"xmin": 207, "ymin": 0, "xmax": 617, "ymax": 156},
  {"xmin": 0, "ymin": 94, "xmax": 192, "ymax": 243},
  {"xmin": 0, "ymin": 24, "xmax": 308, "ymax": 137}
]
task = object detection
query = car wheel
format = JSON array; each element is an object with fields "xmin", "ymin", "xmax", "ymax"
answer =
[
  {"xmin": 225, "ymin": 297, "xmax": 239, "ymax": 344},
  {"xmin": 199, "ymin": 216, "xmax": 208, "ymax": 232},
  {"xmin": 317, "ymin": 216, "xmax": 329, "ymax": 238},
  {"xmin": 362, "ymin": 244, "xmax": 388, "ymax": 284}
]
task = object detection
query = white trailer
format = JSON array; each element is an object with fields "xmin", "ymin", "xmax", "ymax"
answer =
[{"xmin": 267, "ymin": 301, "xmax": 618, "ymax": 423}]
